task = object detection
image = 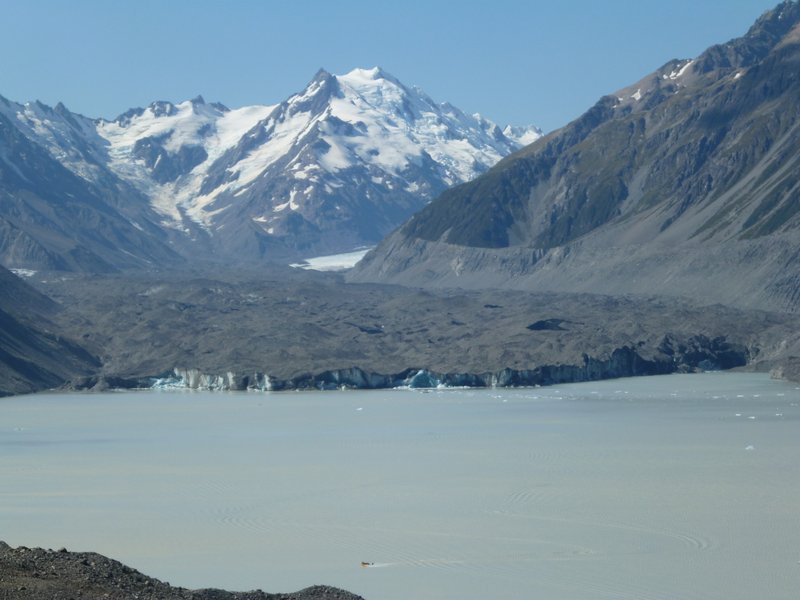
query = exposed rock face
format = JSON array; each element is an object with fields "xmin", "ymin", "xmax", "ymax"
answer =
[
  {"xmin": 770, "ymin": 355, "xmax": 800, "ymax": 381},
  {"xmin": 350, "ymin": 1, "xmax": 800, "ymax": 313},
  {"xmin": 0, "ymin": 107, "xmax": 182, "ymax": 273},
  {"xmin": 0, "ymin": 541, "xmax": 364, "ymax": 600},
  {"xmin": 0, "ymin": 267, "xmax": 99, "ymax": 397},
  {"xmin": 68, "ymin": 335, "xmax": 751, "ymax": 392}
]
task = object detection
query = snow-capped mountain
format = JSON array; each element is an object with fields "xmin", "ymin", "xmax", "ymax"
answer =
[
  {"xmin": 0, "ymin": 95, "xmax": 182, "ymax": 272},
  {"xmin": 95, "ymin": 97, "xmax": 277, "ymax": 232},
  {"xmin": 0, "ymin": 67, "xmax": 540, "ymax": 268},
  {"xmin": 94, "ymin": 67, "xmax": 540, "ymax": 259}
]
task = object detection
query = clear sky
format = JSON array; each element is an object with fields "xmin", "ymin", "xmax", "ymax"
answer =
[{"xmin": 0, "ymin": 0, "xmax": 782, "ymax": 132}]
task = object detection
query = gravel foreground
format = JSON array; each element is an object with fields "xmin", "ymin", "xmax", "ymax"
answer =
[{"xmin": 0, "ymin": 542, "xmax": 364, "ymax": 600}]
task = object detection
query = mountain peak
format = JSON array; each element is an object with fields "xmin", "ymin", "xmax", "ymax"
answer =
[
  {"xmin": 343, "ymin": 66, "xmax": 388, "ymax": 80},
  {"xmin": 693, "ymin": 0, "xmax": 800, "ymax": 73},
  {"xmin": 749, "ymin": 0, "xmax": 800, "ymax": 34},
  {"xmin": 349, "ymin": 1, "xmax": 800, "ymax": 313},
  {"xmin": 338, "ymin": 66, "xmax": 402, "ymax": 89},
  {"xmin": 148, "ymin": 100, "xmax": 178, "ymax": 118},
  {"xmin": 502, "ymin": 124, "xmax": 543, "ymax": 146},
  {"xmin": 740, "ymin": 0, "xmax": 800, "ymax": 51},
  {"xmin": 289, "ymin": 68, "xmax": 340, "ymax": 115},
  {"xmin": 0, "ymin": 66, "xmax": 541, "ymax": 269},
  {"xmin": 311, "ymin": 68, "xmax": 334, "ymax": 84}
]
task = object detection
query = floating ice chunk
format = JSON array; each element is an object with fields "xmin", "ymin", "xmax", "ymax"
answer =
[
  {"xmin": 748, "ymin": 416, "xmax": 756, "ymax": 420},
  {"xmin": 745, "ymin": 445, "xmax": 755, "ymax": 451}
]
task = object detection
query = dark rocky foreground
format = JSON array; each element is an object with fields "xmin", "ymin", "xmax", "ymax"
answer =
[{"xmin": 0, "ymin": 542, "xmax": 363, "ymax": 600}]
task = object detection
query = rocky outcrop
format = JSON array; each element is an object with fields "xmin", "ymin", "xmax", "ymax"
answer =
[
  {"xmin": 769, "ymin": 355, "xmax": 800, "ymax": 382},
  {"xmin": 64, "ymin": 334, "xmax": 751, "ymax": 393},
  {"xmin": 0, "ymin": 541, "xmax": 364, "ymax": 600}
]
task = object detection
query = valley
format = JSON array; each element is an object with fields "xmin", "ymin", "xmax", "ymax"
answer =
[
  {"xmin": 2, "ymin": 4, "xmax": 800, "ymax": 396},
  {"xmin": 3, "ymin": 3, "xmax": 800, "ymax": 599}
]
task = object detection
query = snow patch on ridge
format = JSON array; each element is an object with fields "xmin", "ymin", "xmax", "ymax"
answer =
[{"xmin": 662, "ymin": 59, "xmax": 694, "ymax": 81}]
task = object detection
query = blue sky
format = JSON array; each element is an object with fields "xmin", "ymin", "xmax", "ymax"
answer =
[{"xmin": 0, "ymin": 0, "xmax": 781, "ymax": 132}]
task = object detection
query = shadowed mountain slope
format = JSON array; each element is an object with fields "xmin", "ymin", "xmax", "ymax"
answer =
[
  {"xmin": 0, "ymin": 267, "xmax": 99, "ymax": 396},
  {"xmin": 0, "ymin": 106, "xmax": 183, "ymax": 273}
]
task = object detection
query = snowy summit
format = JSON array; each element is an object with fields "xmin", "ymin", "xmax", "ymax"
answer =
[{"xmin": 0, "ymin": 67, "xmax": 541, "ymax": 262}]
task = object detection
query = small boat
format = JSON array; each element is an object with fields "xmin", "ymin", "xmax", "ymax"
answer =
[{"xmin": 360, "ymin": 561, "xmax": 374, "ymax": 567}]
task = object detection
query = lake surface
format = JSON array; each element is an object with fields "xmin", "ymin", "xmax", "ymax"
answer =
[{"xmin": 2, "ymin": 373, "xmax": 800, "ymax": 599}]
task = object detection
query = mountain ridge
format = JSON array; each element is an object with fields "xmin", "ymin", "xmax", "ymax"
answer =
[
  {"xmin": 349, "ymin": 1, "xmax": 800, "ymax": 313},
  {"xmin": 0, "ymin": 68, "xmax": 540, "ymax": 270}
]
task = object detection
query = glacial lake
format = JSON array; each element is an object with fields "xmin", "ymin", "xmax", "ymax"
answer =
[{"xmin": 2, "ymin": 373, "xmax": 800, "ymax": 600}]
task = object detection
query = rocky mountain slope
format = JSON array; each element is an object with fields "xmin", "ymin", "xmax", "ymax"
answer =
[
  {"xmin": 0, "ymin": 267, "xmax": 99, "ymax": 396},
  {"xmin": 0, "ymin": 100, "xmax": 182, "ymax": 272},
  {"xmin": 350, "ymin": 1, "xmax": 800, "ymax": 313},
  {"xmin": 0, "ymin": 68, "xmax": 539, "ymax": 270}
]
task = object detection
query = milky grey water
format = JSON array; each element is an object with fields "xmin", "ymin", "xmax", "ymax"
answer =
[{"xmin": 2, "ymin": 373, "xmax": 799, "ymax": 599}]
